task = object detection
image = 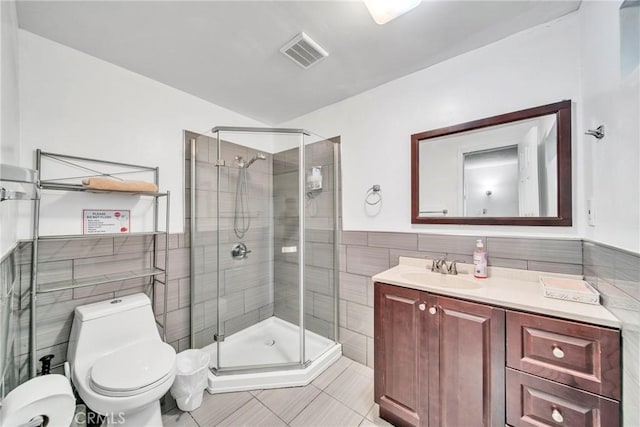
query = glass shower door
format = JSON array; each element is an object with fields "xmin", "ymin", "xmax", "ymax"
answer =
[
  {"xmin": 212, "ymin": 129, "xmax": 304, "ymax": 373},
  {"xmin": 189, "ymin": 131, "xmax": 221, "ymax": 371}
]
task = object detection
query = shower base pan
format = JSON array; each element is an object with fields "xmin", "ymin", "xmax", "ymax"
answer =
[{"xmin": 204, "ymin": 316, "xmax": 341, "ymax": 394}]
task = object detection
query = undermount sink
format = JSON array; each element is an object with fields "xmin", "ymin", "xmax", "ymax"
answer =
[{"xmin": 400, "ymin": 271, "xmax": 484, "ymax": 290}]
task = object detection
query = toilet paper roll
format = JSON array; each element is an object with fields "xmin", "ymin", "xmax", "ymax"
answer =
[{"xmin": 0, "ymin": 374, "xmax": 75, "ymax": 427}]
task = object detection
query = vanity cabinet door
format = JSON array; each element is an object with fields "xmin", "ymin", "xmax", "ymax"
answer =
[
  {"xmin": 506, "ymin": 311, "xmax": 621, "ymax": 400},
  {"xmin": 428, "ymin": 295, "xmax": 506, "ymax": 427},
  {"xmin": 374, "ymin": 282, "xmax": 428, "ymax": 427},
  {"xmin": 506, "ymin": 368, "xmax": 619, "ymax": 427}
]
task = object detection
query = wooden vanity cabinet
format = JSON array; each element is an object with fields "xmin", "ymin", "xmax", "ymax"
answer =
[
  {"xmin": 374, "ymin": 282, "xmax": 622, "ymax": 427},
  {"xmin": 374, "ymin": 282, "xmax": 505, "ymax": 427}
]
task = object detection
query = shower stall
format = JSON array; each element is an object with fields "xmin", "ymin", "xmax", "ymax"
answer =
[{"xmin": 186, "ymin": 127, "xmax": 341, "ymax": 393}]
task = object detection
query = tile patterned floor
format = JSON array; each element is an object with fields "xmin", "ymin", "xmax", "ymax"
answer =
[{"xmin": 162, "ymin": 357, "xmax": 392, "ymax": 427}]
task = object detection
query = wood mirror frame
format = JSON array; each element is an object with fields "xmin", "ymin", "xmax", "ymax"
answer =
[{"xmin": 411, "ymin": 100, "xmax": 572, "ymax": 226}]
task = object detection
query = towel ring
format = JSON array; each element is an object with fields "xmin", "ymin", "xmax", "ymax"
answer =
[{"xmin": 365, "ymin": 185, "xmax": 382, "ymax": 205}]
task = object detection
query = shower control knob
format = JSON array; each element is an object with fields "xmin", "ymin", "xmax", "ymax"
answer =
[{"xmin": 231, "ymin": 243, "xmax": 252, "ymax": 260}]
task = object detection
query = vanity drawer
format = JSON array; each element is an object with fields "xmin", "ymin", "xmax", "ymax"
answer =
[
  {"xmin": 506, "ymin": 311, "xmax": 620, "ymax": 399},
  {"xmin": 506, "ymin": 368, "xmax": 619, "ymax": 427}
]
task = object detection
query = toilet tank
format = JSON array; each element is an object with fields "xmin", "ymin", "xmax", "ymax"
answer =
[{"xmin": 67, "ymin": 294, "xmax": 161, "ymax": 367}]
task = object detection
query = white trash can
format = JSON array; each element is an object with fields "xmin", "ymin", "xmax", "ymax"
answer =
[{"xmin": 170, "ymin": 349, "xmax": 210, "ymax": 411}]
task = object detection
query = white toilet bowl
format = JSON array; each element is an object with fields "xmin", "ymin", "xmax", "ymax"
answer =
[{"xmin": 67, "ymin": 294, "xmax": 176, "ymax": 427}]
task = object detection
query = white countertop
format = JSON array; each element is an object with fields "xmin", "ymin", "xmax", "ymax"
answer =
[{"xmin": 372, "ymin": 257, "xmax": 620, "ymax": 328}]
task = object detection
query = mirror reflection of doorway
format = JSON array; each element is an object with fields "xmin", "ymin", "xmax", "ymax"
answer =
[{"xmin": 463, "ymin": 146, "xmax": 519, "ymax": 216}]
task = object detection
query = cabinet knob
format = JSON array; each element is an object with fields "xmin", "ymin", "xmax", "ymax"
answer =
[
  {"xmin": 418, "ymin": 303, "xmax": 426, "ymax": 311},
  {"xmin": 428, "ymin": 306, "xmax": 437, "ymax": 315},
  {"xmin": 551, "ymin": 408, "xmax": 564, "ymax": 423},
  {"xmin": 552, "ymin": 346, "xmax": 565, "ymax": 359}
]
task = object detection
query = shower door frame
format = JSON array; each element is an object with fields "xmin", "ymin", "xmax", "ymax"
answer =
[{"xmin": 189, "ymin": 126, "xmax": 339, "ymax": 376}]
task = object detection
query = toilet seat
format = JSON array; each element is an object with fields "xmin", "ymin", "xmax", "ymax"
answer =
[{"xmin": 90, "ymin": 340, "xmax": 175, "ymax": 397}]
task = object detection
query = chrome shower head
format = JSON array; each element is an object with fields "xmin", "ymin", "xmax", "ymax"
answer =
[{"xmin": 245, "ymin": 152, "xmax": 266, "ymax": 168}]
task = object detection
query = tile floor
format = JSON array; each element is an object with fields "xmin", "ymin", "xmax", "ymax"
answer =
[{"xmin": 162, "ymin": 357, "xmax": 392, "ymax": 427}]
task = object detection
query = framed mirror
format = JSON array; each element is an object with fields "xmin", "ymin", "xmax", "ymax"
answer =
[{"xmin": 411, "ymin": 100, "xmax": 572, "ymax": 226}]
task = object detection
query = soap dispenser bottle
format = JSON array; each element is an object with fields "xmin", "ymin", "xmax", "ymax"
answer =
[{"xmin": 473, "ymin": 239, "xmax": 488, "ymax": 278}]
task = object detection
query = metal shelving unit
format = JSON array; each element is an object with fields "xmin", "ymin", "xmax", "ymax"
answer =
[{"xmin": 29, "ymin": 150, "xmax": 170, "ymax": 378}]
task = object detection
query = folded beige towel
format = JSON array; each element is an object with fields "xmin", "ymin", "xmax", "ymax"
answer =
[{"xmin": 82, "ymin": 177, "xmax": 158, "ymax": 193}]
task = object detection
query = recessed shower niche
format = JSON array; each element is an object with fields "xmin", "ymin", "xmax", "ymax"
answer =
[{"xmin": 184, "ymin": 127, "xmax": 341, "ymax": 392}]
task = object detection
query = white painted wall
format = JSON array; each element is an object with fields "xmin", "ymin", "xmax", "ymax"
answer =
[
  {"xmin": 282, "ymin": 14, "xmax": 583, "ymax": 238},
  {"xmin": 0, "ymin": 1, "xmax": 21, "ymax": 258},
  {"xmin": 19, "ymin": 30, "xmax": 265, "ymax": 236},
  {"xmin": 581, "ymin": 1, "xmax": 640, "ymax": 253}
]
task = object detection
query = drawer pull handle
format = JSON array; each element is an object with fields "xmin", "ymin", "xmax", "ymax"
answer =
[
  {"xmin": 428, "ymin": 306, "xmax": 437, "ymax": 315},
  {"xmin": 552, "ymin": 346, "xmax": 565, "ymax": 359},
  {"xmin": 419, "ymin": 303, "xmax": 426, "ymax": 311},
  {"xmin": 551, "ymin": 408, "xmax": 564, "ymax": 423}
]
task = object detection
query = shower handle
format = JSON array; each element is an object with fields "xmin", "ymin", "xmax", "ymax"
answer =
[{"xmin": 231, "ymin": 243, "xmax": 252, "ymax": 260}]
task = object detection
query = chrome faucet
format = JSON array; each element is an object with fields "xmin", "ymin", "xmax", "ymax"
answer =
[
  {"xmin": 431, "ymin": 258, "xmax": 459, "ymax": 275},
  {"xmin": 431, "ymin": 258, "xmax": 448, "ymax": 273},
  {"xmin": 447, "ymin": 260, "xmax": 459, "ymax": 275}
]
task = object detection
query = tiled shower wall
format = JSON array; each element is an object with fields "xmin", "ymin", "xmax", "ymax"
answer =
[
  {"xmin": 583, "ymin": 240, "xmax": 640, "ymax": 425},
  {"xmin": 186, "ymin": 131, "xmax": 275, "ymax": 350}
]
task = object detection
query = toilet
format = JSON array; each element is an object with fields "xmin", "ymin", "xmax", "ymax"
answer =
[{"xmin": 67, "ymin": 293, "xmax": 176, "ymax": 427}]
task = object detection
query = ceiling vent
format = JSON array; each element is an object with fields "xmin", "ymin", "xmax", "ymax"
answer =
[{"xmin": 280, "ymin": 32, "xmax": 328, "ymax": 69}]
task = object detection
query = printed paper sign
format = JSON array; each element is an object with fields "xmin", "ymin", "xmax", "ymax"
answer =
[{"xmin": 83, "ymin": 210, "xmax": 131, "ymax": 234}]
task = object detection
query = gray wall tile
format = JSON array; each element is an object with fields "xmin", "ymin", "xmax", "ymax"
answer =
[
  {"xmin": 35, "ymin": 260, "xmax": 73, "ymax": 286},
  {"xmin": 368, "ymin": 232, "xmax": 417, "ymax": 250},
  {"xmin": 153, "ymin": 280, "xmax": 180, "ymax": 315},
  {"xmin": 346, "ymin": 302, "xmax": 373, "ymax": 337},
  {"xmin": 39, "ymin": 238, "xmax": 114, "ymax": 263},
  {"xmin": 342, "ymin": 231, "xmax": 367, "ymax": 246},
  {"xmin": 584, "ymin": 240, "xmax": 639, "ymax": 426},
  {"xmin": 346, "ymin": 246, "xmax": 389, "ymax": 277},
  {"xmin": 487, "ymin": 257, "xmax": 528, "ymax": 269},
  {"xmin": 418, "ymin": 234, "xmax": 484, "ymax": 256},
  {"xmin": 389, "ymin": 249, "xmax": 423, "ymax": 267},
  {"xmin": 309, "ymin": 243, "xmax": 334, "ymax": 269},
  {"xmin": 224, "ymin": 309, "xmax": 260, "ymax": 336},
  {"xmin": 487, "ymin": 237, "xmax": 582, "ymax": 264},
  {"xmin": 165, "ymin": 307, "xmax": 191, "ymax": 343},
  {"xmin": 339, "ymin": 272, "xmax": 368, "ymax": 305},
  {"xmin": 339, "ymin": 300, "xmax": 347, "ymax": 328},
  {"xmin": 312, "ymin": 293, "xmax": 334, "ymax": 323},
  {"xmin": 339, "ymin": 327, "xmax": 367, "ymax": 365},
  {"xmin": 245, "ymin": 285, "xmax": 273, "ymax": 313},
  {"xmin": 305, "ymin": 266, "xmax": 332, "ymax": 295},
  {"xmin": 72, "ymin": 277, "xmax": 148, "ymax": 299},
  {"xmin": 114, "ymin": 235, "xmax": 153, "ymax": 255},
  {"xmin": 367, "ymin": 337, "xmax": 374, "ymax": 369},
  {"xmin": 527, "ymin": 260, "xmax": 583, "ymax": 275},
  {"xmin": 73, "ymin": 253, "xmax": 150, "ymax": 280}
]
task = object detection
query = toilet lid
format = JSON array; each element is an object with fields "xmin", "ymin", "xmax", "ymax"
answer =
[{"xmin": 90, "ymin": 340, "xmax": 175, "ymax": 395}]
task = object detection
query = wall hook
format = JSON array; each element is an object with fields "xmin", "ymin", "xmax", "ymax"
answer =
[{"xmin": 585, "ymin": 125, "xmax": 605, "ymax": 140}]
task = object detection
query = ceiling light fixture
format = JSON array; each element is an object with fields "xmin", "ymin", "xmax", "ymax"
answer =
[{"xmin": 363, "ymin": 0, "xmax": 421, "ymax": 25}]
